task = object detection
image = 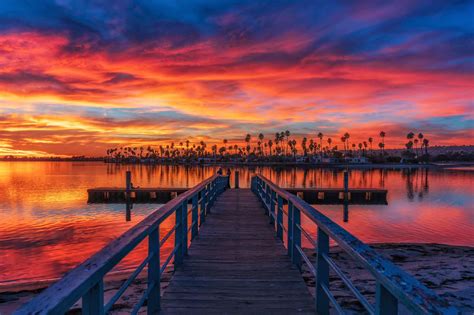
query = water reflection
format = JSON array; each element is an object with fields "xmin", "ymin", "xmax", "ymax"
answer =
[{"xmin": 0, "ymin": 162, "xmax": 472, "ymax": 285}]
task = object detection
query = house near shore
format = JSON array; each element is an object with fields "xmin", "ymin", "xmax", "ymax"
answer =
[{"xmin": 344, "ymin": 156, "xmax": 370, "ymax": 164}]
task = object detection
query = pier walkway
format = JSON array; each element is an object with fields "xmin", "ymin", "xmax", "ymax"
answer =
[
  {"xmin": 160, "ymin": 189, "xmax": 314, "ymax": 314},
  {"xmin": 16, "ymin": 174, "xmax": 456, "ymax": 315}
]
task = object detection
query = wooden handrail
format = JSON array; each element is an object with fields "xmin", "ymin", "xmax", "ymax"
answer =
[
  {"xmin": 252, "ymin": 174, "xmax": 458, "ymax": 315},
  {"xmin": 16, "ymin": 174, "xmax": 228, "ymax": 315}
]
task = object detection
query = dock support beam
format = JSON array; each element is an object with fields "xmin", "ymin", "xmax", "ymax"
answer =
[
  {"xmin": 234, "ymin": 171, "xmax": 239, "ymax": 188},
  {"xmin": 126, "ymin": 171, "xmax": 132, "ymax": 190}
]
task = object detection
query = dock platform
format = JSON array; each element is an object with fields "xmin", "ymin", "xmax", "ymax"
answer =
[
  {"xmin": 87, "ymin": 187, "xmax": 387, "ymax": 204},
  {"xmin": 161, "ymin": 189, "xmax": 314, "ymax": 314}
]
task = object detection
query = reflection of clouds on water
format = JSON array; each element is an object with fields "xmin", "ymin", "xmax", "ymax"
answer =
[{"xmin": 0, "ymin": 162, "xmax": 473, "ymax": 284}]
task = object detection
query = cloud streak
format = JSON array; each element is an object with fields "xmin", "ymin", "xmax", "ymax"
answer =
[{"xmin": 0, "ymin": 0, "xmax": 472, "ymax": 156}]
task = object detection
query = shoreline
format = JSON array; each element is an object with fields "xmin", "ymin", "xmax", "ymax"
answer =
[
  {"xmin": 2, "ymin": 159, "xmax": 473, "ymax": 170},
  {"xmin": 1, "ymin": 243, "xmax": 472, "ymax": 313}
]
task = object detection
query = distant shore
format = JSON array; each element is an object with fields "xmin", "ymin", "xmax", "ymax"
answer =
[{"xmin": 1, "ymin": 243, "xmax": 472, "ymax": 313}]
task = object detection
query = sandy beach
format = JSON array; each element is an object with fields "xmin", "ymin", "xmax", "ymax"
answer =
[{"xmin": 1, "ymin": 243, "xmax": 472, "ymax": 314}]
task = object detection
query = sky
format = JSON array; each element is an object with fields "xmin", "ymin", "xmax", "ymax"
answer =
[{"xmin": 0, "ymin": 0, "xmax": 473, "ymax": 157}]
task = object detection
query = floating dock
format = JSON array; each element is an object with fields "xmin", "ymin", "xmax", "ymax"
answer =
[
  {"xmin": 286, "ymin": 188, "xmax": 387, "ymax": 204},
  {"xmin": 87, "ymin": 187, "xmax": 387, "ymax": 204},
  {"xmin": 87, "ymin": 187, "xmax": 189, "ymax": 203}
]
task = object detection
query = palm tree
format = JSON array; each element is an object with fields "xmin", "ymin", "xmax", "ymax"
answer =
[
  {"xmin": 245, "ymin": 134, "xmax": 251, "ymax": 153},
  {"xmin": 406, "ymin": 132, "xmax": 415, "ymax": 151},
  {"xmin": 340, "ymin": 136, "xmax": 347, "ymax": 155},
  {"xmin": 268, "ymin": 140, "xmax": 273, "ymax": 156},
  {"xmin": 368, "ymin": 137, "xmax": 373, "ymax": 155},
  {"xmin": 301, "ymin": 137, "xmax": 307, "ymax": 156},
  {"xmin": 422, "ymin": 138, "xmax": 429, "ymax": 155},
  {"xmin": 379, "ymin": 131, "xmax": 386, "ymax": 154},
  {"xmin": 343, "ymin": 132, "xmax": 350, "ymax": 154},
  {"xmin": 317, "ymin": 132, "xmax": 323, "ymax": 157},
  {"xmin": 258, "ymin": 133, "xmax": 264, "ymax": 155},
  {"xmin": 284, "ymin": 130, "xmax": 290, "ymax": 155}
]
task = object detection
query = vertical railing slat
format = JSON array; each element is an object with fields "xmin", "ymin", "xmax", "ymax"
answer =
[
  {"xmin": 276, "ymin": 195, "xmax": 283, "ymax": 240},
  {"xmin": 200, "ymin": 189, "xmax": 206, "ymax": 225},
  {"xmin": 174, "ymin": 204, "xmax": 183, "ymax": 267},
  {"xmin": 192, "ymin": 195, "xmax": 198, "ymax": 239},
  {"xmin": 147, "ymin": 227, "xmax": 160, "ymax": 314},
  {"xmin": 287, "ymin": 201, "xmax": 294, "ymax": 257},
  {"xmin": 291, "ymin": 204, "xmax": 301, "ymax": 269},
  {"xmin": 269, "ymin": 190, "xmax": 276, "ymax": 225},
  {"xmin": 316, "ymin": 227, "xmax": 330, "ymax": 315},
  {"xmin": 82, "ymin": 280, "xmax": 104, "ymax": 315},
  {"xmin": 182, "ymin": 201, "xmax": 188, "ymax": 256}
]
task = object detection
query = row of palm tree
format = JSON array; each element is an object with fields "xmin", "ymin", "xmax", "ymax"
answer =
[{"xmin": 105, "ymin": 130, "xmax": 430, "ymax": 162}]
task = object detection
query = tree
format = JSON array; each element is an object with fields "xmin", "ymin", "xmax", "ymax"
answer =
[
  {"xmin": 406, "ymin": 132, "xmax": 415, "ymax": 151},
  {"xmin": 301, "ymin": 137, "xmax": 307, "ymax": 156},
  {"xmin": 379, "ymin": 131, "xmax": 386, "ymax": 154},
  {"xmin": 317, "ymin": 132, "xmax": 324, "ymax": 157},
  {"xmin": 284, "ymin": 130, "xmax": 290, "ymax": 155},
  {"xmin": 258, "ymin": 133, "xmax": 264, "ymax": 155},
  {"xmin": 422, "ymin": 138, "xmax": 429, "ymax": 155},
  {"xmin": 268, "ymin": 140, "xmax": 273, "ymax": 156},
  {"xmin": 244, "ymin": 134, "xmax": 251, "ymax": 155}
]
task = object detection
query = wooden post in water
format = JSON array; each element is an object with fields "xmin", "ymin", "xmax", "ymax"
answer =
[
  {"xmin": 235, "ymin": 171, "xmax": 239, "ymax": 188},
  {"xmin": 125, "ymin": 171, "xmax": 132, "ymax": 190},
  {"xmin": 343, "ymin": 170, "xmax": 349, "ymax": 201}
]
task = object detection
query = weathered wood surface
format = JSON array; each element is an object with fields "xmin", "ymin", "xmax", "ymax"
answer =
[{"xmin": 160, "ymin": 189, "xmax": 315, "ymax": 314}]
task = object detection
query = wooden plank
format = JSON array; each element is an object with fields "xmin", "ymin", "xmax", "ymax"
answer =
[{"xmin": 160, "ymin": 189, "xmax": 314, "ymax": 314}]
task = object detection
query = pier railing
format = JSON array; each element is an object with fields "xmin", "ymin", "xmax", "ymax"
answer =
[
  {"xmin": 251, "ymin": 175, "xmax": 457, "ymax": 315},
  {"xmin": 16, "ymin": 175, "xmax": 229, "ymax": 315}
]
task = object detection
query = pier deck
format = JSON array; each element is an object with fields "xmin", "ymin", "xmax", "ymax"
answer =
[
  {"xmin": 17, "ymin": 174, "xmax": 454, "ymax": 315},
  {"xmin": 160, "ymin": 189, "xmax": 314, "ymax": 314}
]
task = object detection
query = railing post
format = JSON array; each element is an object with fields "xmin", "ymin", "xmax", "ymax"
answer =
[
  {"xmin": 174, "ymin": 204, "xmax": 183, "ymax": 268},
  {"xmin": 276, "ymin": 196, "xmax": 283, "ymax": 240},
  {"xmin": 287, "ymin": 201, "xmax": 293, "ymax": 257},
  {"xmin": 291, "ymin": 204, "xmax": 301, "ymax": 269},
  {"xmin": 316, "ymin": 227, "xmax": 329, "ymax": 315},
  {"xmin": 192, "ymin": 195, "xmax": 198, "ymax": 239},
  {"xmin": 205, "ymin": 184, "xmax": 212, "ymax": 214},
  {"xmin": 82, "ymin": 280, "xmax": 104, "ymax": 315},
  {"xmin": 200, "ymin": 189, "xmax": 206, "ymax": 225},
  {"xmin": 265, "ymin": 185, "xmax": 270, "ymax": 215},
  {"xmin": 147, "ymin": 226, "xmax": 160, "ymax": 314},
  {"xmin": 182, "ymin": 201, "xmax": 188, "ymax": 256},
  {"xmin": 376, "ymin": 282, "xmax": 398, "ymax": 315},
  {"xmin": 269, "ymin": 190, "xmax": 276, "ymax": 225}
]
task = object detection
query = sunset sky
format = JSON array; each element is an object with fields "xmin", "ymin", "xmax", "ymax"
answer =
[{"xmin": 0, "ymin": 1, "xmax": 473, "ymax": 156}]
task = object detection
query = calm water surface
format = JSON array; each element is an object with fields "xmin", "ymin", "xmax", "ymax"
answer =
[{"xmin": 0, "ymin": 162, "xmax": 472, "ymax": 286}]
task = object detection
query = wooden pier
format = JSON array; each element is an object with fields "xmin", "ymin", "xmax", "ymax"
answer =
[
  {"xmin": 160, "ymin": 189, "xmax": 314, "ymax": 314},
  {"xmin": 17, "ymin": 175, "xmax": 454, "ymax": 315}
]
